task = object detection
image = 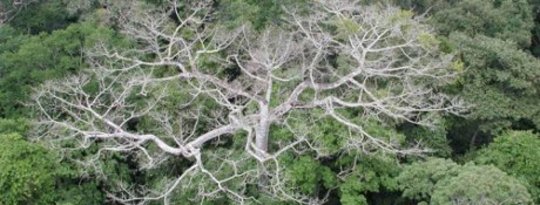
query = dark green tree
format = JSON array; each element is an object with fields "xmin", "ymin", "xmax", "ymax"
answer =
[
  {"xmin": 432, "ymin": 0, "xmax": 534, "ymax": 48},
  {"xmin": 450, "ymin": 34, "xmax": 540, "ymax": 133},
  {"xmin": 423, "ymin": 0, "xmax": 540, "ymax": 152},
  {"xmin": 5, "ymin": 0, "xmax": 74, "ymax": 34}
]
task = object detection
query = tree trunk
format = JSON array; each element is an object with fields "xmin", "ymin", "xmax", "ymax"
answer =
[{"xmin": 255, "ymin": 104, "xmax": 271, "ymax": 156}]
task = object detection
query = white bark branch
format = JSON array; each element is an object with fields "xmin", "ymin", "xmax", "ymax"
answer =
[{"xmin": 33, "ymin": 0, "xmax": 465, "ymax": 203}]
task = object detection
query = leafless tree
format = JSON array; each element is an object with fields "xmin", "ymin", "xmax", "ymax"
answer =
[{"xmin": 33, "ymin": 0, "xmax": 464, "ymax": 204}]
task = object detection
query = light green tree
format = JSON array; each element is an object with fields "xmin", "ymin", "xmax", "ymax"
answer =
[
  {"xmin": 398, "ymin": 158, "xmax": 533, "ymax": 204},
  {"xmin": 0, "ymin": 133, "xmax": 58, "ymax": 204},
  {"xmin": 475, "ymin": 131, "xmax": 540, "ymax": 203},
  {"xmin": 431, "ymin": 164, "xmax": 532, "ymax": 205},
  {"xmin": 397, "ymin": 158, "xmax": 460, "ymax": 202}
]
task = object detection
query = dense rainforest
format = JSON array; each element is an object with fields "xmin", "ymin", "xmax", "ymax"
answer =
[{"xmin": 0, "ymin": 0, "xmax": 539, "ymax": 204}]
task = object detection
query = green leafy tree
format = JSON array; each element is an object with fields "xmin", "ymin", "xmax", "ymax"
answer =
[
  {"xmin": 0, "ymin": 132, "xmax": 105, "ymax": 204},
  {"xmin": 285, "ymin": 156, "xmax": 337, "ymax": 196},
  {"xmin": 216, "ymin": 0, "xmax": 307, "ymax": 29},
  {"xmin": 339, "ymin": 155, "xmax": 401, "ymax": 205},
  {"xmin": 474, "ymin": 130, "xmax": 540, "ymax": 203},
  {"xmin": 397, "ymin": 158, "xmax": 460, "ymax": 202},
  {"xmin": 6, "ymin": 0, "xmax": 74, "ymax": 34},
  {"xmin": 423, "ymin": 0, "xmax": 540, "ymax": 150},
  {"xmin": 431, "ymin": 164, "xmax": 533, "ymax": 205},
  {"xmin": 0, "ymin": 21, "xmax": 122, "ymax": 117},
  {"xmin": 0, "ymin": 118, "xmax": 28, "ymax": 134},
  {"xmin": 432, "ymin": 0, "xmax": 534, "ymax": 48},
  {"xmin": 1, "ymin": 11, "xmax": 132, "ymax": 204},
  {"xmin": 426, "ymin": 0, "xmax": 539, "ymax": 129},
  {"xmin": 524, "ymin": 0, "xmax": 540, "ymax": 56},
  {"xmin": 391, "ymin": 0, "xmax": 457, "ymax": 14},
  {"xmin": 0, "ymin": 133, "xmax": 59, "ymax": 204},
  {"xmin": 398, "ymin": 121, "xmax": 452, "ymax": 157},
  {"xmin": 398, "ymin": 158, "xmax": 533, "ymax": 204},
  {"xmin": 54, "ymin": 183, "xmax": 104, "ymax": 205},
  {"xmin": 450, "ymin": 34, "xmax": 540, "ymax": 132}
]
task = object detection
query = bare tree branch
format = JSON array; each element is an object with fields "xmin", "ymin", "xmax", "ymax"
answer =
[{"xmin": 33, "ymin": 0, "xmax": 466, "ymax": 203}]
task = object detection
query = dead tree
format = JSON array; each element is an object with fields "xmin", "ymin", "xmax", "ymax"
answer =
[{"xmin": 33, "ymin": 0, "xmax": 464, "ymax": 204}]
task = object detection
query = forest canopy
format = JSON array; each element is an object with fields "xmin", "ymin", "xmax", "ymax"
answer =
[{"xmin": 0, "ymin": 0, "xmax": 539, "ymax": 204}]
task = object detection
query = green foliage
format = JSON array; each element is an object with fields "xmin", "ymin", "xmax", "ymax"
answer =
[
  {"xmin": 474, "ymin": 131, "xmax": 540, "ymax": 202},
  {"xmin": 398, "ymin": 158, "xmax": 533, "ymax": 204},
  {"xmin": 339, "ymin": 155, "xmax": 401, "ymax": 205},
  {"xmin": 431, "ymin": 164, "xmax": 533, "ymax": 205},
  {"xmin": 285, "ymin": 156, "xmax": 337, "ymax": 195},
  {"xmin": 0, "ymin": 133, "xmax": 58, "ymax": 204},
  {"xmin": 7, "ymin": 0, "xmax": 74, "ymax": 34},
  {"xmin": 391, "ymin": 0, "xmax": 458, "ymax": 13},
  {"xmin": 1, "ymin": 0, "xmax": 539, "ymax": 204},
  {"xmin": 0, "ymin": 22, "xmax": 121, "ymax": 117},
  {"xmin": 423, "ymin": 0, "xmax": 540, "ymax": 154},
  {"xmin": 426, "ymin": 0, "xmax": 540, "ymax": 134},
  {"xmin": 399, "ymin": 123, "xmax": 452, "ymax": 157},
  {"xmin": 216, "ymin": 0, "xmax": 307, "ymax": 29},
  {"xmin": 0, "ymin": 26, "xmax": 29, "ymax": 53},
  {"xmin": 397, "ymin": 158, "xmax": 460, "ymax": 202},
  {"xmin": 432, "ymin": 0, "xmax": 534, "ymax": 47},
  {"xmin": 334, "ymin": 17, "xmax": 363, "ymax": 40},
  {"xmin": 54, "ymin": 182, "xmax": 105, "ymax": 205},
  {"xmin": 450, "ymin": 34, "xmax": 540, "ymax": 132},
  {"xmin": 0, "ymin": 118, "xmax": 29, "ymax": 134},
  {"xmin": 280, "ymin": 111, "xmax": 349, "ymax": 156},
  {"xmin": 529, "ymin": 0, "xmax": 540, "ymax": 56},
  {"xmin": 155, "ymin": 148, "xmax": 261, "ymax": 204}
]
